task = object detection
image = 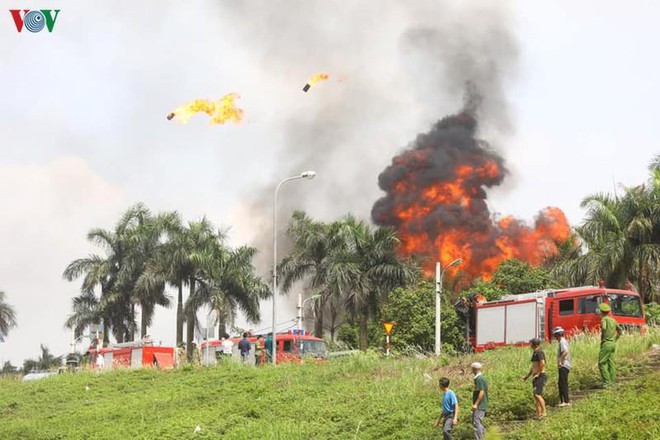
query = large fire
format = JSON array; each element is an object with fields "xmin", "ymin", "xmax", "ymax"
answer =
[
  {"xmin": 167, "ymin": 93, "xmax": 243, "ymax": 125},
  {"xmin": 372, "ymin": 111, "xmax": 570, "ymax": 283}
]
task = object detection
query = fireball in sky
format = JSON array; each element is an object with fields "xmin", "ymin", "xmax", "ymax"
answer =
[
  {"xmin": 167, "ymin": 93, "xmax": 243, "ymax": 125},
  {"xmin": 302, "ymin": 73, "xmax": 330, "ymax": 92}
]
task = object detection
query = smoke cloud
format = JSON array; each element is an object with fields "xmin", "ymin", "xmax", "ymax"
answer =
[
  {"xmin": 371, "ymin": 108, "xmax": 571, "ymax": 282},
  {"xmin": 218, "ymin": 1, "xmax": 520, "ymax": 281}
]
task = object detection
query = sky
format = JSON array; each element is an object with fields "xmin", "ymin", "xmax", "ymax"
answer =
[{"xmin": 1, "ymin": 0, "xmax": 659, "ymax": 366}]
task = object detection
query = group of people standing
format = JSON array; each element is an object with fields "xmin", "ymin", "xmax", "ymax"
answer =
[
  {"xmin": 436, "ymin": 302, "xmax": 623, "ymax": 439},
  {"xmin": 239, "ymin": 333, "xmax": 274, "ymax": 366}
]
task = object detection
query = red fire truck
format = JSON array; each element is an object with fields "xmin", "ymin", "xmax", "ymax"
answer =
[
  {"xmin": 200, "ymin": 330, "xmax": 328, "ymax": 364},
  {"xmin": 88, "ymin": 341, "xmax": 175, "ymax": 370},
  {"xmin": 456, "ymin": 284, "xmax": 646, "ymax": 352}
]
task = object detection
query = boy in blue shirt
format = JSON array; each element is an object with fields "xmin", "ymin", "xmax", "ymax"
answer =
[{"xmin": 434, "ymin": 377, "xmax": 459, "ymax": 440}]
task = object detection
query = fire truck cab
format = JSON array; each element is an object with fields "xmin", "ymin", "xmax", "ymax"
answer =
[{"xmin": 459, "ymin": 285, "xmax": 646, "ymax": 352}]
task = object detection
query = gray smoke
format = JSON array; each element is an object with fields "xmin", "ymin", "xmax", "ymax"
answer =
[{"xmin": 217, "ymin": 0, "xmax": 519, "ymax": 289}]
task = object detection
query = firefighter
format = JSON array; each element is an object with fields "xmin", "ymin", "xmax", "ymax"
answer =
[
  {"xmin": 254, "ymin": 335, "xmax": 265, "ymax": 366},
  {"xmin": 264, "ymin": 333, "xmax": 274, "ymax": 363},
  {"xmin": 598, "ymin": 302, "xmax": 622, "ymax": 387},
  {"xmin": 176, "ymin": 342, "xmax": 187, "ymax": 367}
]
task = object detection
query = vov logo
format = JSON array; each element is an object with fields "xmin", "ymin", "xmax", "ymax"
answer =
[{"xmin": 10, "ymin": 9, "xmax": 61, "ymax": 33}]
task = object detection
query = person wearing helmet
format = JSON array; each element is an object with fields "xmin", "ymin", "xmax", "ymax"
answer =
[
  {"xmin": 552, "ymin": 327, "xmax": 571, "ymax": 406},
  {"xmin": 598, "ymin": 302, "xmax": 622, "ymax": 387}
]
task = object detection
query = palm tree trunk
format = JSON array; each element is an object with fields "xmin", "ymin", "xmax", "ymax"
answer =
[
  {"xmin": 186, "ymin": 318, "xmax": 195, "ymax": 360},
  {"xmin": 638, "ymin": 259, "xmax": 650, "ymax": 303},
  {"xmin": 186, "ymin": 278, "xmax": 196, "ymax": 360},
  {"xmin": 176, "ymin": 281, "xmax": 183, "ymax": 345},
  {"xmin": 358, "ymin": 312, "xmax": 369, "ymax": 351},
  {"xmin": 217, "ymin": 305, "xmax": 228, "ymax": 339},
  {"xmin": 140, "ymin": 302, "xmax": 148, "ymax": 339},
  {"xmin": 313, "ymin": 299, "xmax": 324, "ymax": 338},
  {"xmin": 102, "ymin": 317, "xmax": 110, "ymax": 347},
  {"xmin": 218, "ymin": 322, "xmax": 227, "ymax": 339},
  {"xmin": 129, "ymin": 304, "xmax": 136, "ymax": 341},
  {"xmin": 329, "ymin": 301, "xmax": 340, "ymax": 341}
]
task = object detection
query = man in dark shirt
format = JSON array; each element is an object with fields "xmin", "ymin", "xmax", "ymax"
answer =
[
  {"xmin": 523, "ymin": 338, "xmax": 547, "ymax": 419},
  {"xmin": 238, "ymin": 332, "xmax": 251, "ymax": 363}
]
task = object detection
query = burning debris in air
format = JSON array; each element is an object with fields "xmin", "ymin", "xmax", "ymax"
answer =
[
  {"xmin": 302, "ymin": 73, "xmax": 330, "ymax": 92},
  {"xmin": 372, "ymin": 109, "xmax": 570, "ymax": 283},
  {"xmin": 167, "ymin": 93, "xmax": 243, "ymax": 125}
]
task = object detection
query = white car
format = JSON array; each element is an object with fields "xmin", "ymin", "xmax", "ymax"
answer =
[{"xmin": 22, "ymin": 370, "xmax": 57, "ymax": 382}]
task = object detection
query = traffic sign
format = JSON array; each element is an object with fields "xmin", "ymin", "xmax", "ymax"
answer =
[{"xmin": 383, "ymin": 322, "xmax": 394, "ymax": 336}]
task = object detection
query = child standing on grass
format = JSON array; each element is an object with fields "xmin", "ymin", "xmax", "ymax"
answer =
[{"xmin": 434, "ymin": 377, "xmax": 459, "ymax": 440}]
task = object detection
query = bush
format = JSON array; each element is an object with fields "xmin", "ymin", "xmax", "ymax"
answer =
[
  {"xmin": 645, "ymin": 302, "xmax": 660, "ymax": 326},
  {"xmin": 379, "ymin": 281, "xmax": 465, "ymax": 353},
  {"xmin": 335, "ymin": 321, "xmax": 383, "ymax": 350}
]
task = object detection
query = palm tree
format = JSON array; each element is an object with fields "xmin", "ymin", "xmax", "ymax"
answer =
[
  {"xmin": 179, "ymin": 219, "xmax": 226, "ymax": 359},
  {"xmin": 64, "ymin": 217, "xmax": 126, "ymax": 343},
  {"xmin": 64, "ymin": 291, "xmax": 103, "ymax": 341},
  {"xmin": 123, "ymin": 210, "xmax": 176, "ymax": 338},
  {"xmin": 1, "ymin": 361, "xmax": 18, "ymax": 374},
  {"xmin": 553, "ymin": 184, "xmax": 660, "ymax": 303},
  {"xmin": 0, "ymin": 291, "xmax": 18, "ymax": 340},
  {"xmin": 328, "ymin": 216, "xmax": 418, "ymax": 350},
  {"xmin": 279, "ymin": 211, "xmax": 340, "ymax": 337},
  {"xmin": 151, "ymin": 213, "xmax": 198, "ymax": 347},
  {"xmin": 64, "ymin": 203, "xmax": 173, "ymax": 344},
  {"xmin": 74, "ymin": 228, "xmax": 128, "ymax": 340},
  {"xmin": 23, "ymin": 345, "xmax": 62, "ymax": 372},
  {"xmin": 192, "ymin": 245, "xmax": 270, "ymax": 339},
  {"xmin": 648, "ymin": 155, "xmax": 660, "ymax": 299}
]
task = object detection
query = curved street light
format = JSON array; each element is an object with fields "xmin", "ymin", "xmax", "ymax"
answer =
[
  {"xmin": 272, "ymin": 171, "xmax": 316, "ymax": 364},
  {"xmin": 436, "ymin": 258, "xmax": 463, "ymax": 357},
  {"xmin": 298, "ymin": 294, "xmax": 321, "ymax": 329}
]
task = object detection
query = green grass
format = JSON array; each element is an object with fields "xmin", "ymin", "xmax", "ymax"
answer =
[
  {"xmin": 507, "ymin": 369, "xmax": 660, "ymax": 440},
  {"xmin": 0, "ymin": 329, "xmax": 658, "ymax": 439}
]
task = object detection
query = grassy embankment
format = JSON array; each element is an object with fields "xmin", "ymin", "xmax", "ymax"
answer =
[{"xmin": 0, "ymin": 329, "xmax": 658, "ymax": 440}]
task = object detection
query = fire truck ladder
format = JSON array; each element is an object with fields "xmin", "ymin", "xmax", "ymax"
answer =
[{"xmin": 536, "ymin": 298, "xmax": 546, "ymax": 340}]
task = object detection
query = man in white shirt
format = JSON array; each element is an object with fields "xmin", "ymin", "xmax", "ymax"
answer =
[
  {"xmin": 95, "ymin": 352, "xmax": 105, "ymax": 370},
  {"xmin": 221, "ymin": 336, "xmax": 234, "ymax": 359}
]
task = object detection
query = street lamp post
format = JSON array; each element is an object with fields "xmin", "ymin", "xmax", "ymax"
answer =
[
  {"xmin": 435, "ymin": 258, "xmax": 462, "ymax": 357},
  {"xmin": 204, "ymin": 310, "xmax": 216, "ymax": 365},
  {"xmin": 297, "ymin": 294, "xmax": 321, "ymax": 330},
  {"xmin": 272, "ymin": 171, "xmax": 316, "ymax": 364}
]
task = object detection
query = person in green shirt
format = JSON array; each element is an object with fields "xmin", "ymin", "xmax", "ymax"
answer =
[
  {"xmin": 470, "ymin": 362, "xmax": 488, "ymax": 440},
  {"xmin": 598, "ymin": 302, "xmax": 622, "ymax": 387}
]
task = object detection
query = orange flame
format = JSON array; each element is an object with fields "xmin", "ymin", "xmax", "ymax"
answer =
[
  {"xmin": 392, "ymin": 166, "xmax": 570, "ymax": 281},
  {"xmin": 308, "ymin": 73, "xmax": 330, "ymax": 85},
  {"xmin": 168, "ymin": 93, "xmax": 243, "ymax": 125},
  {"xmin": 373, "ymin": 112, "xmax": 571, "ymax": 285}
]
